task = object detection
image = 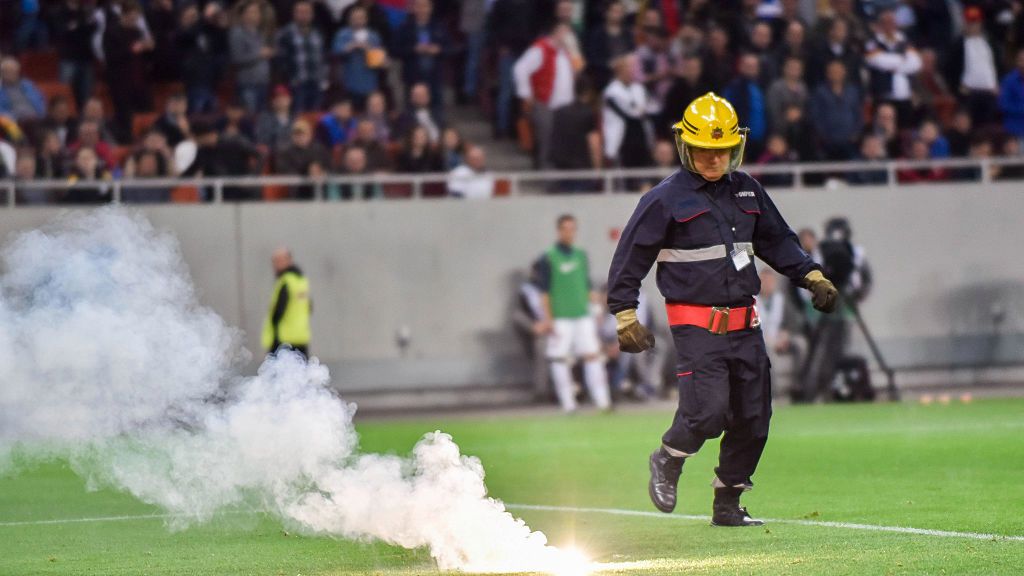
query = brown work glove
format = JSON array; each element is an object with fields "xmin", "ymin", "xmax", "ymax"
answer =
[
  {"xmin": 802, "ymin": 270, "xmax": 839, "ymax": 313},
  {"xmin": 615, "ymin": 309, "xmax": 655, "ymax": 353}
]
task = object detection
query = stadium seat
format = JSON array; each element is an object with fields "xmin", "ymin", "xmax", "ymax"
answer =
[
  {"xmin": 132, "ymin": 112, "xmax": 159, "ymax": 139},
  {"xmin": 493, "ymin": 179, "xmax": 511, "ymax": 197},
  {"xmin": 516, "ymin": 116, "xmax": 534, "ymax": 153},
  {"xmin": 170, "ymin": 186, "xmax": 200, "ymax": 203},
  {"xmin": 18, "ymin": 50, "xmax": 60, "ymax": 82},
  {"xmin": 262, "ymin": 185, "xmax": 290, "ymax": 201},
  {"xmin": 36, "ymin": 82, "xmax": 77, "ymax": 116},
  {"xmin": 109, "ymin": 146, "xmax": 132, "ymax": 169}
]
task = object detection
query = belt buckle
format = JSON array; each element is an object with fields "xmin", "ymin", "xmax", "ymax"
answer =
[{"xmin": 708, "ymin": 306, "xmax": 730, "ymax": 335}]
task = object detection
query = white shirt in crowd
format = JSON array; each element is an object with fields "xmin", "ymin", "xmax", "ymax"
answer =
[
  {"xmin": 601, "ymin": 79, "xmax": 647, "ymax": 159},
  {"xmin": 865, "ymin": 32, "xmax": 922, "ymax": 101},
  {"xmin": 447, "ymin": 165, "xmax": 495, "ymax": 199},
  {"xmin": 512, "ymin": 41, "xmax": 575, "ymax": 109},
  {"xmin": 961, "ymin": 36, "xmax": 997, "ymax": 91}
]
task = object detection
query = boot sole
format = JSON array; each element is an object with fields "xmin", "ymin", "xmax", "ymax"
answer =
[
  {"xmin": 710, "ymin": 520, "xmax": 765, "ymax": 527},
  {"xmin": 648, "ymin": 456, "xmax": 675, "ymax": 514}
]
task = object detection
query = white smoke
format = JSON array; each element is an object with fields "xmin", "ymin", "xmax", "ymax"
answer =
[{"xmin": 0, "ymin": 209, "xmax": 577, "ymax": 573}]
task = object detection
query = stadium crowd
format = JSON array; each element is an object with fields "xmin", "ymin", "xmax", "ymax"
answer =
[{"xmin": 3, "ymin": 0, "xmax": 1024, "ymax": 202}]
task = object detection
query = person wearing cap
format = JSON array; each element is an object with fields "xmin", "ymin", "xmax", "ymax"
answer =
[
  {"xmin": 947, "ymin": 6, "xmax": 999, "ymax": 126},
  {"xmin": 606, "ymin": 92, "xmax": 838, "ymax": 526}
]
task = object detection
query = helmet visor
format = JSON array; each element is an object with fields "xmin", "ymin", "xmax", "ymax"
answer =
[{"xmin": 674, "ymin": 128, "xmax": 749, "ymax": 174}]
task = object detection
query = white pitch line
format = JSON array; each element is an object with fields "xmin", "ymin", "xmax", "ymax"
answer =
[
  {"xmin": 505, "ymin": 504, "xmax": 1024, "ymax": 543},
  {"xmin": 3, "ymin": 505, "xmax": 1022, "ymax": 543},
  {"xmin": 0, "ymin": 513, "xmax": 172, "ymax": 527}
]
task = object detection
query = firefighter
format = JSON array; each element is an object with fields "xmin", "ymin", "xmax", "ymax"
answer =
[{"xmin": 607, "ymin": 92, "xmax": 838, "ymax": 526}]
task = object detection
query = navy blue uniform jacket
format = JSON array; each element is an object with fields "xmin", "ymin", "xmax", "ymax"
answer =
[{"xmin": 607, "ymin": 169, "xmax": 819, "ymax": 313}]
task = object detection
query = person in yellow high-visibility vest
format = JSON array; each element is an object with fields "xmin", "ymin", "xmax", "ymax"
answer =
[{"xmin": 261, "ymin": 247, "xmax": 311, "ymax": 356}]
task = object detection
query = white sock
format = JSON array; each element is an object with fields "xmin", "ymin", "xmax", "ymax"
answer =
[
  {"xmin": 550, "ymin": 361, "xmax": 577, "ymax": 412},
  {"xmin": 583, "ymin": 358, "xmax": 611, "ymax": 409}
]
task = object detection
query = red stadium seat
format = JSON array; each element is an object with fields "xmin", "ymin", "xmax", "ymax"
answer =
[
  {"xmin": 262, "ymin": 185, "xmax": 290, "ymax": 201},
  {"xmin": 132, "ymin": 112, "xmax": 159, "ymax": 139},
  {"xmin": 36, "ymin": 82, "xmax": 77, "ymax": 116},
  {"xmin": 170, "ymin": 186, "xmax": 200, "ymax": 203},
  {"xmin": 18, "ymin": 51, "xmax": 60, "ymax": 82}
]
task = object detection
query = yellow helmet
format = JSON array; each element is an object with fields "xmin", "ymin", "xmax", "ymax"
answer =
[{"xmin": 671, "ymin": 92, "xmax": 749, "ymax": 174}]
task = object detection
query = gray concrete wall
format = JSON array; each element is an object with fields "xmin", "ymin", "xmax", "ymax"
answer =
[{"xmin": 2, "ymin": 182, "xmax": 1022, "ymax": 396}]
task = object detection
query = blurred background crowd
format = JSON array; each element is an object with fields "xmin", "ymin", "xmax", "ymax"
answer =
[{"xmin": 3, "ymin": 0, "xmax": 1024, "ymax": 202}]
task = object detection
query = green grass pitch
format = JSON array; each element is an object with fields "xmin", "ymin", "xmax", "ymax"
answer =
[{"xmin": 2, "ymin": 397, "xmax": 1023, "ymax": 575}]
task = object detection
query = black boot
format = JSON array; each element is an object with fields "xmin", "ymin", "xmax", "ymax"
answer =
[
  {"xmin": 711, "ymin": 486, "xmax": 764, "ymax": 526},
  {"xmin": 648, "ymin": 447, "xmax": 685, "ymax": 513}
]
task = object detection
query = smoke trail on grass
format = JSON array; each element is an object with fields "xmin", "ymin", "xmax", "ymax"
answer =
[{"xmin": 0, "ymin": 209, "xmax": 571, "ymax": 572}]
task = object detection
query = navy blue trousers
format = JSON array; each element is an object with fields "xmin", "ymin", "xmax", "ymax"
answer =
[{"xmin": 662, "ymin": 325, "xmax": 773, "ymax": 488}]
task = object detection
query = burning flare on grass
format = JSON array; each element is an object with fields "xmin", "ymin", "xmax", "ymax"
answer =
[{"xmin": 0, "ymin": 209, "xmax": 580, "ymax": 573}]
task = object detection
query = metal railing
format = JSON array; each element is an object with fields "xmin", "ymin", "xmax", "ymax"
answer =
[{"xmin": 2, "ymin": 156, "xmax": 1023, "ymax": 207}]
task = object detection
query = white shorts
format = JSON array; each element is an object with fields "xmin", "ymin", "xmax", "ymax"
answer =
[{"xmin": 546, "ymin": 317, "xmax": 601, "ymax": 359}]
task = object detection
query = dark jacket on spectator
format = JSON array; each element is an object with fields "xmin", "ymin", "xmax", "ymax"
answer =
[
  {"xmin": 393, "ymin": 16, "xmax": 449, "ymax": 87},
  {"xmin": 809, "ymin": 82, "xmax": 862, "ymax": 155},
  {"xmin": 177, "ymin": 21, "xmax": 228, "ymax": 91},
  {"xmin": 396, "ymin": 146, "xmax": 442, "ymax": 173},
  {"xmin": 52, "ymin": 2, "xmax": 98, "ymax": 63}
]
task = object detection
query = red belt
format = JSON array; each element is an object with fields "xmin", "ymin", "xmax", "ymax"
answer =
[{"xmin": 666, "ymin": 302, "xmax": 760, "ymax": 335}]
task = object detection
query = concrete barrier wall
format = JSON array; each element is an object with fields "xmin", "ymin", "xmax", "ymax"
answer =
[{"xmin": 2, "ymin": 181, "xmax": 1022, "ymax": 394}]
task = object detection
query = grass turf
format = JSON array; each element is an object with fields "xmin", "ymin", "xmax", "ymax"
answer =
[{"xmin": 2, "ymin": 397, "xmax": 1023, "ymax": 575}]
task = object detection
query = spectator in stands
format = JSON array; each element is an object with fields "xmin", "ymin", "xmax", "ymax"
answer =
[
  {"xmin": 394, "ymin": 0, "xmax": 448, "ymax": 120},
  {"xmin": 15, "ymin": 152, "xmax": 52, "ymax": 204},
  {"xmin": 723, "ymin": 53, "xmax": 767, "ymax": 159},
  {"xmin": 767, "ymin": 56, "xmax": 807, "ymax": 132},
  {"xmin": 999, "ymin": 48, "xmax": 1024, "ymax": 148},
  {"xmin": 147, "ymin": 0, "xmax": 180, "ymax": 82},
  {"xmin": 584, "ymin": 0, "xmax": 633, "ymax": 90},
  {"xmin": 221, "ymin": 102, "xmax": 255, "ymax": 141},
  {"xmin": 0, "ymin": 57, "xmax": 45, "ymax": 122},
  {"xmin": 897, "ymin": 137, "xmax": 947, "ymax": 183},
  {"xmin": 337, "ymin": 146, "xmax": 380, "ymax": 200},
  {"xmin": 662, "ymin": 55, "xmax": 709, "ymax": 129},
  {"xmin": 702, "ymin": 26, "xmax": 733, "ymax": 91},
  {"xmin": 362, "ymin": 91, "xmax": 391, "ymax": 143},
  {"xmin": 459, "ymin": 0, "xmax": 488, "ymax": 102},
  {"xmin": 807, "ymin": 16, "xmax": 860, "ymax": 90},
  {"xmin": 602, "ymin": 55, "xmax": 649, "ymax": 168},
  {"xmin": 848, "ymin": 133, "xmax": 888, "ymax": 185},
  {"xmin": 15, "ymin": 0, "xmax": 46, "ymax": 52},
  {"xmin": 275, "ymin": 0, "xmax": 326, "ymax": 113},
  {"xmin": 182, "ymin": 120, "xmax": 259, "ymax": 199},
  {"xmin": 946, "ymin": 108, "xmax": 973, "ymax": 157},
  {"xmin": 773, "ymin": 21, "xmax": 809, "ymax": 81},
  {"xmin": 122, "ymin": 150, "xmax": 171, "ymax": 203},
  {"xmin": 488, "ymin": 0, "xmax": 539, "ymax": 139},
  {"xmin": 778, "ymin": 103, "xmax": 815, "ymax": 162},
  {"xmin": 332, "ymin": 6, "xmax": 386, "ymax": 110},
  {"xmin": 748, "ymin": 21, "xmax": 778, "ymax": 90},
  {"xmin": 80, "ymin": 97, "xmax": 116, "ymax": 143},
  {"xmin": 54, "ymin": 0, "xmax": 100, "ymax": 110},
  {"xmin": 994, "ymin": 137, "xmax": 1024, "ymax": 180},
  {"xmin": 274, "ymin": 119, "xmax": 328, "ymax": 198},
  {"xmin": 914, "ymin": 47, "xmax": 956, "ymax": 123},
  {"xmin": 550, "ymin": 78, "xmax": 600, "ymax": 174},
  {"xmin": 864, "ymin": 8, "xmax": 921, "ymax": 128},
  {"xmin": 514, "ymin": 23, "xmax": 578, "ymax": 169},
  {"xmin": 670, "ymin": 21, "xmax": 704, "ymax": 60},
  {"xmin": 917, "ymin": 119, "xmax": 950, "ymax": 159},
  {"xmin": 341, "ymin": 0, "xmax": 392, "ymax": 49},
  {"xmin": 68, "ymin": 120, "xmax": 115, "ymax": 170},
  {"xmin": 37, "ymin": 95, "xmax": 78, "ymax": 147},
  {"xmin": 102, "ymin": 1, "xmax": 154, "ymax": 143},
  {"xmin": 448, "ymin": 145, "xmax": 494, "ymax": 199},
  {"xmin": 349, "ymin": 118, "xmax": 392, "ymax": 171},
  {"xmin": 256, "ymin": 85, "xmax": 297, "ymax": 152},
  {"xmin": 152, "ymin": 93, "xmax": 190, "ymax": 148},
  {"xmin": 809, "ymin": 59, "xmax": 861, "ymax": 161},
  {"xmin": 177, "ymin": 2, "xmax": 229, "ymax": 115},
  {"xmin": 230, "ymin": 0, "xmax": 276, "ymax": 114},
  {"xmin": 634, "ymin": 24, "xmax": 675, "ymax": 130},
  {"xmin": 395, "ymin": 83, "xmax": 441, "ymax": 145},
  {"xmin": 35, "ymin": 130, "xmax": 68, "ymax": 179},
  {"xmin": 64, "ymin": 146, "xmax": 112, "ymax": 204},
  {"xmin": 947, "ymin": 6, "xmax": 999, "ymax": 127},
  {"xmin": 756, "ymin": 133, "xmax": 796, "ymax": 187},
  {"xmin": 440, "ymin": 127, "xmax": 464, "ymax": 170},
  {"xmin": 396, "ymin": 124, "xmax": 441, "ymax": 173},
  {"xmin": 315, "ymin": 98, "xmax": 357, "ymax": 148},
  {"xmin": 124, "ymin": 130, "xmax": 174, "ymax": 177},
  {"xmin": 651, "ymin": 139, "xmax": 676, "ymax": 169},
  {"xmin": 866, "ymin": 102, "xmax": 901, "ymax": 159}
]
